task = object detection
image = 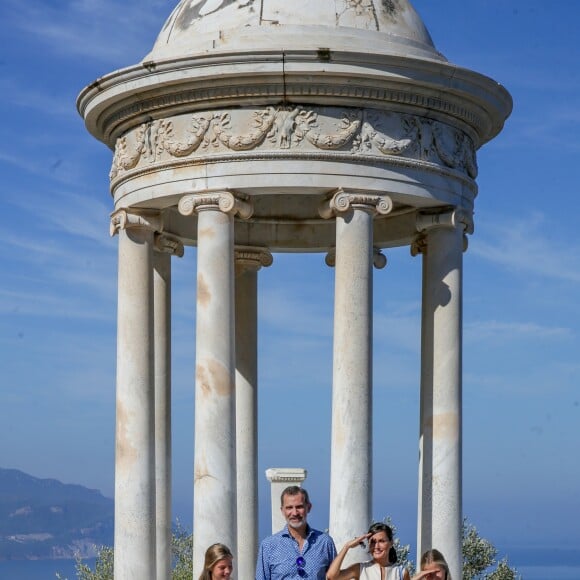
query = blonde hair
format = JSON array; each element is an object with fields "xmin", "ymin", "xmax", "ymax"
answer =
[
  {"xmin": 420, "ymin": 549, "xmax": 451, "ymax": 580},
  {"xmin": 198, "ymin": 543, "xmax": 233, "ymax": 580}
]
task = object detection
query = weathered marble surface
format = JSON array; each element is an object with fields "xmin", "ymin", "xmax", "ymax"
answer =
[
  {"xmin": 148, "ymin": 0, "xmax": 441, "ymax": 61},
  {"xmin": 77, "ymin": 2, "xmax": 512, "ymax": 579}
]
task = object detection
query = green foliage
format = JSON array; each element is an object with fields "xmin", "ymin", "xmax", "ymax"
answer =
[
  {"xmin": 462, "ymin": 521, "xmax": 521, "ymax": 580},
  {"xmin": 171, "ymin": 521, "xmax": 193, "ymax": 580},
  {"xmin": 55, "ymin": 545, "xmax": 113, "ymax": 580},
  {"xmin": 462, "ymin": 520, "xmax": 496, "ymax": 579},
  {"xmin": 486, "ymin": 557, "xmax": 521, "ymax": 580},
  {"xmin": 56, "ymin": 524, "xmax": 193, "ymax": 580}
]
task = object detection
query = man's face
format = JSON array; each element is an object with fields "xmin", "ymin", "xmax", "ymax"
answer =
[{"xmin": 281, "ymin": 492, "xmax": 311, "ymax": 530}]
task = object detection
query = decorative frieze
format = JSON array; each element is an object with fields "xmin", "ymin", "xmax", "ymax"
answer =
[{"xmin": 110, "ymin": 106, "xmax": 478, "ymax": 183}]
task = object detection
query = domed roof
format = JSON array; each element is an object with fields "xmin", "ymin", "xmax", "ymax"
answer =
[{"xmin": 146, "ymin": 0, "xmax": 445, "ymax": 62}]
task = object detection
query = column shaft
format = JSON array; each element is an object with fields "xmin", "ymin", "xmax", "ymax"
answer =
[
  {"xmin": 154, "ymin": 250, "xmax": 172, "ymax": 580},
  {"xmin": 329, "ymin": 208, "xmax": 373, "ymax": 565},
  {"xmin": 417, "ymin": 238, "xmax": 433, "ymax": 558},
  {"xmin": 114, "ymin": 226, "xmax": 156, "ymax": 580},
  {"xmin": 193, "ymin": 208, "xmax": 237, "ymax": 578},
  {"xmin": 418, "ymin": 224, "xmax": 463, "ymax": 580},
  {"xmin": 235, "ymin": 263, "xmax": 259, "ymax": 580}
]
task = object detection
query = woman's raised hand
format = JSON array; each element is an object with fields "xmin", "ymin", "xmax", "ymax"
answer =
[{"xmin": 345, "ymin": 533, "xmax": 371, "ymax": 550}]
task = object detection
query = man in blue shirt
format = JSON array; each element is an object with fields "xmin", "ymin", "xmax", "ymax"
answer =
[{"xmin": 255, "ymin": 485, "xmax": 337, "ymax": 579}]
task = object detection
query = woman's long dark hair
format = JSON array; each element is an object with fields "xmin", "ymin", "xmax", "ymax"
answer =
[{"xmin": 367, "ymin": 522, "xmax": 397, "ymax": 564}]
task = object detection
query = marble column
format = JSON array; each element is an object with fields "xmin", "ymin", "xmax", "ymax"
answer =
[
  {"xmin": 320, "ymin": 190, "xmax": 391, "ymax": 566},
  {"xmin": 178, "ymin": 191, "xmax": 252, "ymax": 579},
  {"xmin": 413, "ymin": 209, "xmax": 472, "ymax": 580},
  {"xmin": 110, "ymin": 209, "xmax": 160, "ymax": 580},
  {"xmin": 235, "ymin": 248, "xmax": 272, "ymax": 580},
  {"xmin": 153, "ymin": 233, "xmax": 184, "ymax": 580}
]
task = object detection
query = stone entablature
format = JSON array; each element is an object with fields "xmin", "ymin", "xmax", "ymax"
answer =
[{"xmin": 110, "ymin": 105, "xmax": 477, "ymax": 186}]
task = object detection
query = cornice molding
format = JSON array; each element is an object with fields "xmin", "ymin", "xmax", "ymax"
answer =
[{"xmin": 78, "ymin": 50, "xmax": 512, "ymax": 149}]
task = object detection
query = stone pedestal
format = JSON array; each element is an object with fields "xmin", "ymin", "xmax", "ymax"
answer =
[{"xmin": 265, "ymin": 468, "xmax": 307, "ymax": 533}]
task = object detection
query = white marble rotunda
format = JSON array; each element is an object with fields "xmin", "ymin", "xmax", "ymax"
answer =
[{"xmin": 78, "ymin": 1, "xmax": 512, "ymax": 578}]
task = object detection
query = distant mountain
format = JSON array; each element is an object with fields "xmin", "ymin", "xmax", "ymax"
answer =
[{"xmin": 0, "ymin": 468, "xmax": 113, "ymax": 561}]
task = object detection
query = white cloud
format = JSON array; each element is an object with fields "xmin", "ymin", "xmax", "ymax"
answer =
[
  {"xmin": 465, "ymin": 319, "xmax": 572, "ymax": 343},
  {"xmin": 0, "ymin": 78, "xmax": 74, "ymax": 118},
  {"xmin": 4, "ymin": 0, "xmax": 168, "ymax": 66},
  {"xmin": 5, "ymin": 187, "xmax": 114, "ymax": 248},
  {"xmin": 465, "ymin": 359, "xmax": 580, "ymax": 397},
  {"xmin": 470, "ymin": 212, "xmax": 580, "ymax": 283}
]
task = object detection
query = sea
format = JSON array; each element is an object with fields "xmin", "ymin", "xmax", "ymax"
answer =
[{"xmin": 0, "ymin": 558, "xmax": 92, "ymax": 579}]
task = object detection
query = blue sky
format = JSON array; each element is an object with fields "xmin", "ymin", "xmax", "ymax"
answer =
[{"xmin": 0, "ymin": 0, "xmax": 578, "ymax": 567}]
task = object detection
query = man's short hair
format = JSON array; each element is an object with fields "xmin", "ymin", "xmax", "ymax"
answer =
[{"xmin": 280, "ymin": 485, "xmax": 310, "ymax": 506}]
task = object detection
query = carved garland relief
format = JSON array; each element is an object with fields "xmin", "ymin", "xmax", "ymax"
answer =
[{"xmin": 110, "ymin": 106, "xmax": 478, "ymax": 182}]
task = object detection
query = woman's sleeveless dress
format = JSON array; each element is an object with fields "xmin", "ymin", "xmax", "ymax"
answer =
[{"xmin": 359, "ymin": 561, "xmax": 404, "ymax": 580}]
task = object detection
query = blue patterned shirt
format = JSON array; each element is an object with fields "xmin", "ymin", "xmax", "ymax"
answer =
[{"xmin": 255, "ymin": 525, "xmax": 337, "ymax": 580}]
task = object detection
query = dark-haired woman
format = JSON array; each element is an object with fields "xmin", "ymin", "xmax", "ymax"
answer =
[{"xmin": 326, "ymin": 522, "xmax": 410, "ymax": 580}]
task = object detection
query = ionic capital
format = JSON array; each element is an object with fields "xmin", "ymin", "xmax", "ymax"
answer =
[
  {"xmin": 154, "ymin": 233, "xmax": 185, "ymax": 258},
  {"xmin": 415, "ymin": 208, "xmax": 474, "ymax": 235},
  {"xmin": 411, "ymin": 227, "xmax": 471, "ymax": 257},
  {"xmin": 319, "ymin": 189, "xmax": 393, "ymax": 219},
  {"xmin": 325, "ymin": 246, "xmax": 387, "ymax": 269},
  {"xmin": 235, "ymin": 247, "xmax": 273, "ymax": 273},
  {"xmin": 110, "ymin": 209, "xmax": 162, "ymax": 237},
  {"xmin": 178, "ymin": 191, "xmax": 253, "ymax": 219}
]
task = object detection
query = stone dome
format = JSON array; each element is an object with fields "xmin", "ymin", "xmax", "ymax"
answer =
[
  {"xmin": 146, "ymin": 0, "xmax": 445, "ymax": 62},
  {"xmin": 78, "ymin": 0, "xmax": 511, "ymax": 252}
]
